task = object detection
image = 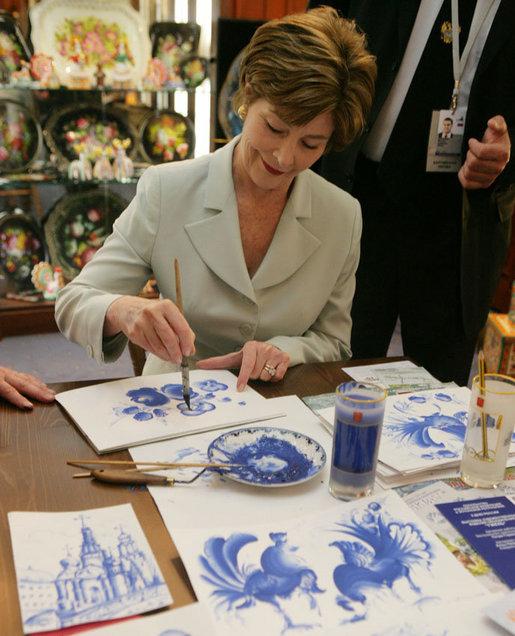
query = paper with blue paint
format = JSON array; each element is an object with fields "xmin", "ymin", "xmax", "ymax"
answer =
[
  {"xmin": 378, "ymin": 387, "xmax": 473, "ymax": 473},
  {"xmin": 8, "ymin": 503, "xmax": 172, "ymax": 634},
  {"xmin": 171, "ymin": 490, "xmax": 484, "ymax": 635},
  {"xmin": 56, "ymin": 369, "xmax": 284, "ymax": 454},
  {"xmin": 79, "ymin": 602, "xmax": 215, "ymax": 635},
  {"xmin": 436, "ymin": 496, "xmax": 515, "ymax": 589}
]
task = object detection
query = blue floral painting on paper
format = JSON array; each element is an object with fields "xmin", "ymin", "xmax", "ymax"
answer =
[
  {"xmin": 330, "ymin": 501, "xmax": 433, "ymax": 623},
  {"xmin": 19, "ymin": 516, "xmax": 169, "ymax": 633},
  {"xmin": 112, "ymin": 378, "xmax": 246, "ymax": 422},
  {"xmin": 383, "ymin": 391, "xmax": 468, "ymax": 460},
  {"xmin": 200, "ymin": 531, "xmax": 323, "ymax": 633}
]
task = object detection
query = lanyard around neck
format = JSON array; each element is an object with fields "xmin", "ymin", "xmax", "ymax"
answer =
[{"xmin": 450, "ymin": 0, "xmax": 497, "ymax": 111}]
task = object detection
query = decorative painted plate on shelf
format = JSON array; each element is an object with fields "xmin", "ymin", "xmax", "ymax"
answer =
[
  {"xmin": 0, "ymin": 100, "xmax": 42, "ymax": 174},
  {"xmin": 43, "ymin": 103, "xmax": 137, "ymax": 166},
  {"xmin": 138, "ymin": 110, "xmax": 195, "ymax": 164},
  {"xmin": 44, "ymin": 188, "xmax": 127, "ymax": 281},
  {"xmin": 217, "ymin": 49, "xmax": 244, "ymax": 140},
  {"xmin": 29, "ymin": 0, "xmax": 151, "ymax": 87},
  {"xmin": 0, "ymin": 10, "xmax": 32, "ymax": 74},
  {"xmin": 150, "ymin": 21, "xmax": 200, "ymax": 82},
  {"xmin": 0, "ymin": 210, "xmax": 46, "ymax": 288},
  {"xmin": 208, "ymin": 426, "xmax": 327, "ymax": 487},
  {"xmin": 179, "ymin": 55, "xmax": 208, "ymax": 88}
]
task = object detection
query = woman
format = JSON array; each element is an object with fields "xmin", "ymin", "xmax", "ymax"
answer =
[
  {"xmin": 0, "ymin": 366, "xmax": 55, "ymax": 410},
  {"xmin": 56, "ymin": 7, "xmax": 376, "ymax": 390}
]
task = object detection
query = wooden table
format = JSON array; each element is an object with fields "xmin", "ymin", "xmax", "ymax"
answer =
[
  {"xmin": 0, "ymin": 357, "xmax": 402, "ymax": 635},
  {"xmin": 0, "ymin": 297, "xmax": 58, "ymax": 339}
]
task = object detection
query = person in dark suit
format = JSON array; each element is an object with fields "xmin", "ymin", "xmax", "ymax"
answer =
[{"xmin": 307, "ymin": 0, "xmax": 514, "ymax": 385}]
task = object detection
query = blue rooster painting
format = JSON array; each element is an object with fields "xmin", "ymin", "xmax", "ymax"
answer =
[
  {"xmin": 385, "ymin": 391, "xmax": 468, "ymax": 461},
  {"xmin": 199, "ymin": 531, "xmax": 324, "ymax": 633},
  {"xmin": 330, "ymin": 501, "xmax": 433, "ymax": 621}
]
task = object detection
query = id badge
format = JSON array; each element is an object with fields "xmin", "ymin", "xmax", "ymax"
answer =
[{"xmin": 426, "ymin": 108, "xmax": 467, "ymax": 172}]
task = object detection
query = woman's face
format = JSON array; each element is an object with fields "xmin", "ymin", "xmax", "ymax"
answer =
[{"xmin": 234, "ymin": 98, "xmax": 334, "ymax": 193}]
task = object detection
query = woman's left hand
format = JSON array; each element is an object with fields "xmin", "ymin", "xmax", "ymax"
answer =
[{"xmin": 197, "ymin": 341, "xmax": 290, "ymax": 391}]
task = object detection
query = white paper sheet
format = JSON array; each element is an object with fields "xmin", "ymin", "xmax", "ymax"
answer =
[
  {"xmin": 79, "ymin": 602, "xmax": 215, "ymax": 635},
  {"xmin": 56, "ymin": 369, "xmax": 284, "ymax": 453},
  {"xmin": 171, "ymin": 490, "xmax": 484, "ymax": 635},
  {"xmin": 8, "ymin": 504, "xmax": 172, "ymax": 634},
  {"xmin": 129, "ymin": 396, "xmax": 347, "ymax": 531}
]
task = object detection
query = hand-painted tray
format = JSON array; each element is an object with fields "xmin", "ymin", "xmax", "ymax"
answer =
[
  {"xmin": 138, "ymin": 109, "xmax": 195, "ymax": 164},
  {"xmin": 150, "ymin": 21, "xmax": 200, "ymax": 76},
  {"xmin": 0, "ymin": 210, "xmax": 46, "ymax": 287},
  {"xmin": 0, "ymin": 10, "xmax": 32, "ymax": 74},
  {"xmin": 44, "ymin": 188, "xmax": 127, "ymax": 281},
  {"xmin": 0, "ymin": 100, "xmax": 42, "ymax": 173},
  {"xmin": 43, "ymin": 102, "xmax": 137, "ymax": 165},
  {"xmin": 29, "ymin": 0, "xmax": 151, "ymax": 87},
  {"xmin": 208, "ymin": 426, "xmax": 326, "ymax": 487}
]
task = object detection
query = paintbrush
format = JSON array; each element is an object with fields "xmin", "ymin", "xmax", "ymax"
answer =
[
  {"xmin": 67, "ymin": 459, "xmax": 240, "ymax": 469},
  {"xmin": 478, "ymin": 350, "xmax": 488, "ymax": 458},
  {"xmin": 174, "ymin": 258, "xmax": 191, "ymax": 409}
]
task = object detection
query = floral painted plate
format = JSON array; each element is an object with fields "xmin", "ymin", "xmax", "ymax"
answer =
[
  {"xmin": 0, "ymin": 210, "xmax": 46, "ymax": 287},
  {"xmin": 29, "ymin": 0, "xmax": 151, "ymax": 87},
  {"xmin": 179, "ymin": 55, "xmax": 208, "ymax": 88},
  {"xmin": 44, "ymin": 188, "xmax": 127, "ymax": 281},
  {"xmin": 43, "ymin": 103, "xmax": 137, "ymax": 165},
  {"xmin": 0, "ymin": 100, "xmax": 42, "ymax": 173},
  {"xmin": 208, "ymin": 426, "xmax": 326, "ymax": 487},
  {"xmin": 138, "ymin": 110, "xmax": 194, "ymax": 164},
  {"xmin": 217, "ymin": 48, "xmax": 244, "ymax": 140}
]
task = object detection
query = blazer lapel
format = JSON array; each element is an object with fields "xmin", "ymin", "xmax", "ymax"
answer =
[
  {"xmin": 184, "ymin": 138, "xmax": 256, "ymax": 301},
  {"xmin": 252, "ymin": 172, "xmax": 320, "ymax": 291}
]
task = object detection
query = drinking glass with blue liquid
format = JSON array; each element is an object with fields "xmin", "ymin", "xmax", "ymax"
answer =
[{"xmin": 329, "ymin": 382, "xmax": 387, "ymax": 500}]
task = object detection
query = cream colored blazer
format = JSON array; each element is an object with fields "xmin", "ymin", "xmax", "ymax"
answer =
[{"xmin": 55, "ymin": 136, "xmax": 362, "ymax": 375}]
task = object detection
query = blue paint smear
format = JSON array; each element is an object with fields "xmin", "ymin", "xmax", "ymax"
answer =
[
  {"xmin": 127, "ymin": 388, "xmax": 170, "ymax": 406},
  {"xmin": 331, "ymin": 502, "xmax": 433, "ymax": 619},
  {"xmin": 199, "ymin": 532, "xmax": 323, "ymax": 629},
  {"xmin": 210, "ymin": 437, "xmax": 315, "ymax": 484},
  {"xmin": 408, "ymin": 396, "xmax": 427, "ymax": 404},
  {"xmin": 177, "ymin": 400, "xmax": 216, "ymax": 416}
]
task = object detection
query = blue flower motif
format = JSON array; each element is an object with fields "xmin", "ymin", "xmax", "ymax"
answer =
[
  {"xmin": 126, "ymin": 387, "xmax": 170, "ymax": 406},
  {"xmin": 195, "ymin": 380, "xmax": 228, "ymax": 392},
  {"xmin": 177, "ymin": 400, "xmax": 215, "ymax": 416}
]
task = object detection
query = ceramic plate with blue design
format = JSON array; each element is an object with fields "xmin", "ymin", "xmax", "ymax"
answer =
[{"xmin": 208, "ymin": 426, "xmax": 326, "ymax": 487}]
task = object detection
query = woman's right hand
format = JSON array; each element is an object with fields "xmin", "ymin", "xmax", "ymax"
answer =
[{"xmin": 105, "ymin": 296, "xmax": 195, "ymax": 363}]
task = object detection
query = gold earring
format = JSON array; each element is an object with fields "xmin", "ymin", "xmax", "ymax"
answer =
[{"xmin": 237, "ymin": 104, "xmax": 248, "ymax": 120}]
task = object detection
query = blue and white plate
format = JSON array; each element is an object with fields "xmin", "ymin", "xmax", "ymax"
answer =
[{"xmin": 208, "ymin": 426, "xmax": 326, "ymax": 487}]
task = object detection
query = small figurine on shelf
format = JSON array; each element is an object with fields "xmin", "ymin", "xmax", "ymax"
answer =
[
  {"xmin": 113, "ymin": 138, "xmax": 133, "ymax": 182},
  {"xmin": 30, "ymin": 53, "xmax": 53, "ymax": 87},
  {"xmin": 142, "ymin": 58, "xmax": 168, "ymax": 90},
  {"xmin": 31, "ymin": 262, "xmax": 64, "ymax": 300},
  {"xmin": 111, "ymin": 40, "xmax": 134, "ymax": 89},
  {"xmin": 93, "ymin": 147, "xmax": 114, "ymax": 181},
  {"xmin": 10, "ymin": 59, "xmax": 31, "ymax": 85},
  {"xmin": 47, "ymin": 59, "xmax": 60, "ymax": 89},
  {"xmin": 68, "ymin": 144, "xmax": 93, "ymax": 181},
  {"xmin": 67, "ymin": 37, "xmax": 90, "ymax": 89},
  {"xmin": 95, "ymin": 63, "xmax": 106, "ymax": 88}
]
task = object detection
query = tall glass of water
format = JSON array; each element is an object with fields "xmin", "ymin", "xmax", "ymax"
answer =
[
  {"xmin": 460, "ymin": 373, "xmax": 515, "ymax": 488},
  {"xmin": 329, "ymin": 381, "xmax": 387, "ymax": 500}
]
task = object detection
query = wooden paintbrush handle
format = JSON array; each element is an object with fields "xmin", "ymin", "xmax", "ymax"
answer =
[{"xmin": 91, "ymin": 468, "xmax": 174, "ymax": 486}]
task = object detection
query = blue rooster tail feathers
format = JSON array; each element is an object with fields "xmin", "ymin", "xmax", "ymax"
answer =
[{"xmin": 199, "ymin": 533, "xmax": 258, "ymax": 595}]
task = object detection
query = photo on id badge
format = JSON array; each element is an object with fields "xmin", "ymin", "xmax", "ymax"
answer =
[{"xmin": 426, "ymin": 108, "xmax": 466, "ymax": 172}]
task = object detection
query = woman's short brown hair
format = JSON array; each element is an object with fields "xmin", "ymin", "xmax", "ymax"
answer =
[{"xmin": 233, "ymin": 6, "xmax": 376, "ymax": 152}]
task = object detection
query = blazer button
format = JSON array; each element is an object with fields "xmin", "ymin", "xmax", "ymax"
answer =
[
  {"xmin": 87, "ymin": 345, "xmax": 94, "ymax": 358},
  {"xmin": 239, "ymin": 323, "xmax": 253, "ymax": 336}
]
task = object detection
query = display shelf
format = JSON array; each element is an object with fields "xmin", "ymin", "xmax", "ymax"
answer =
[{"xmin": 0, "ymin": 296, "xmax": 57, "ymax": 338}]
